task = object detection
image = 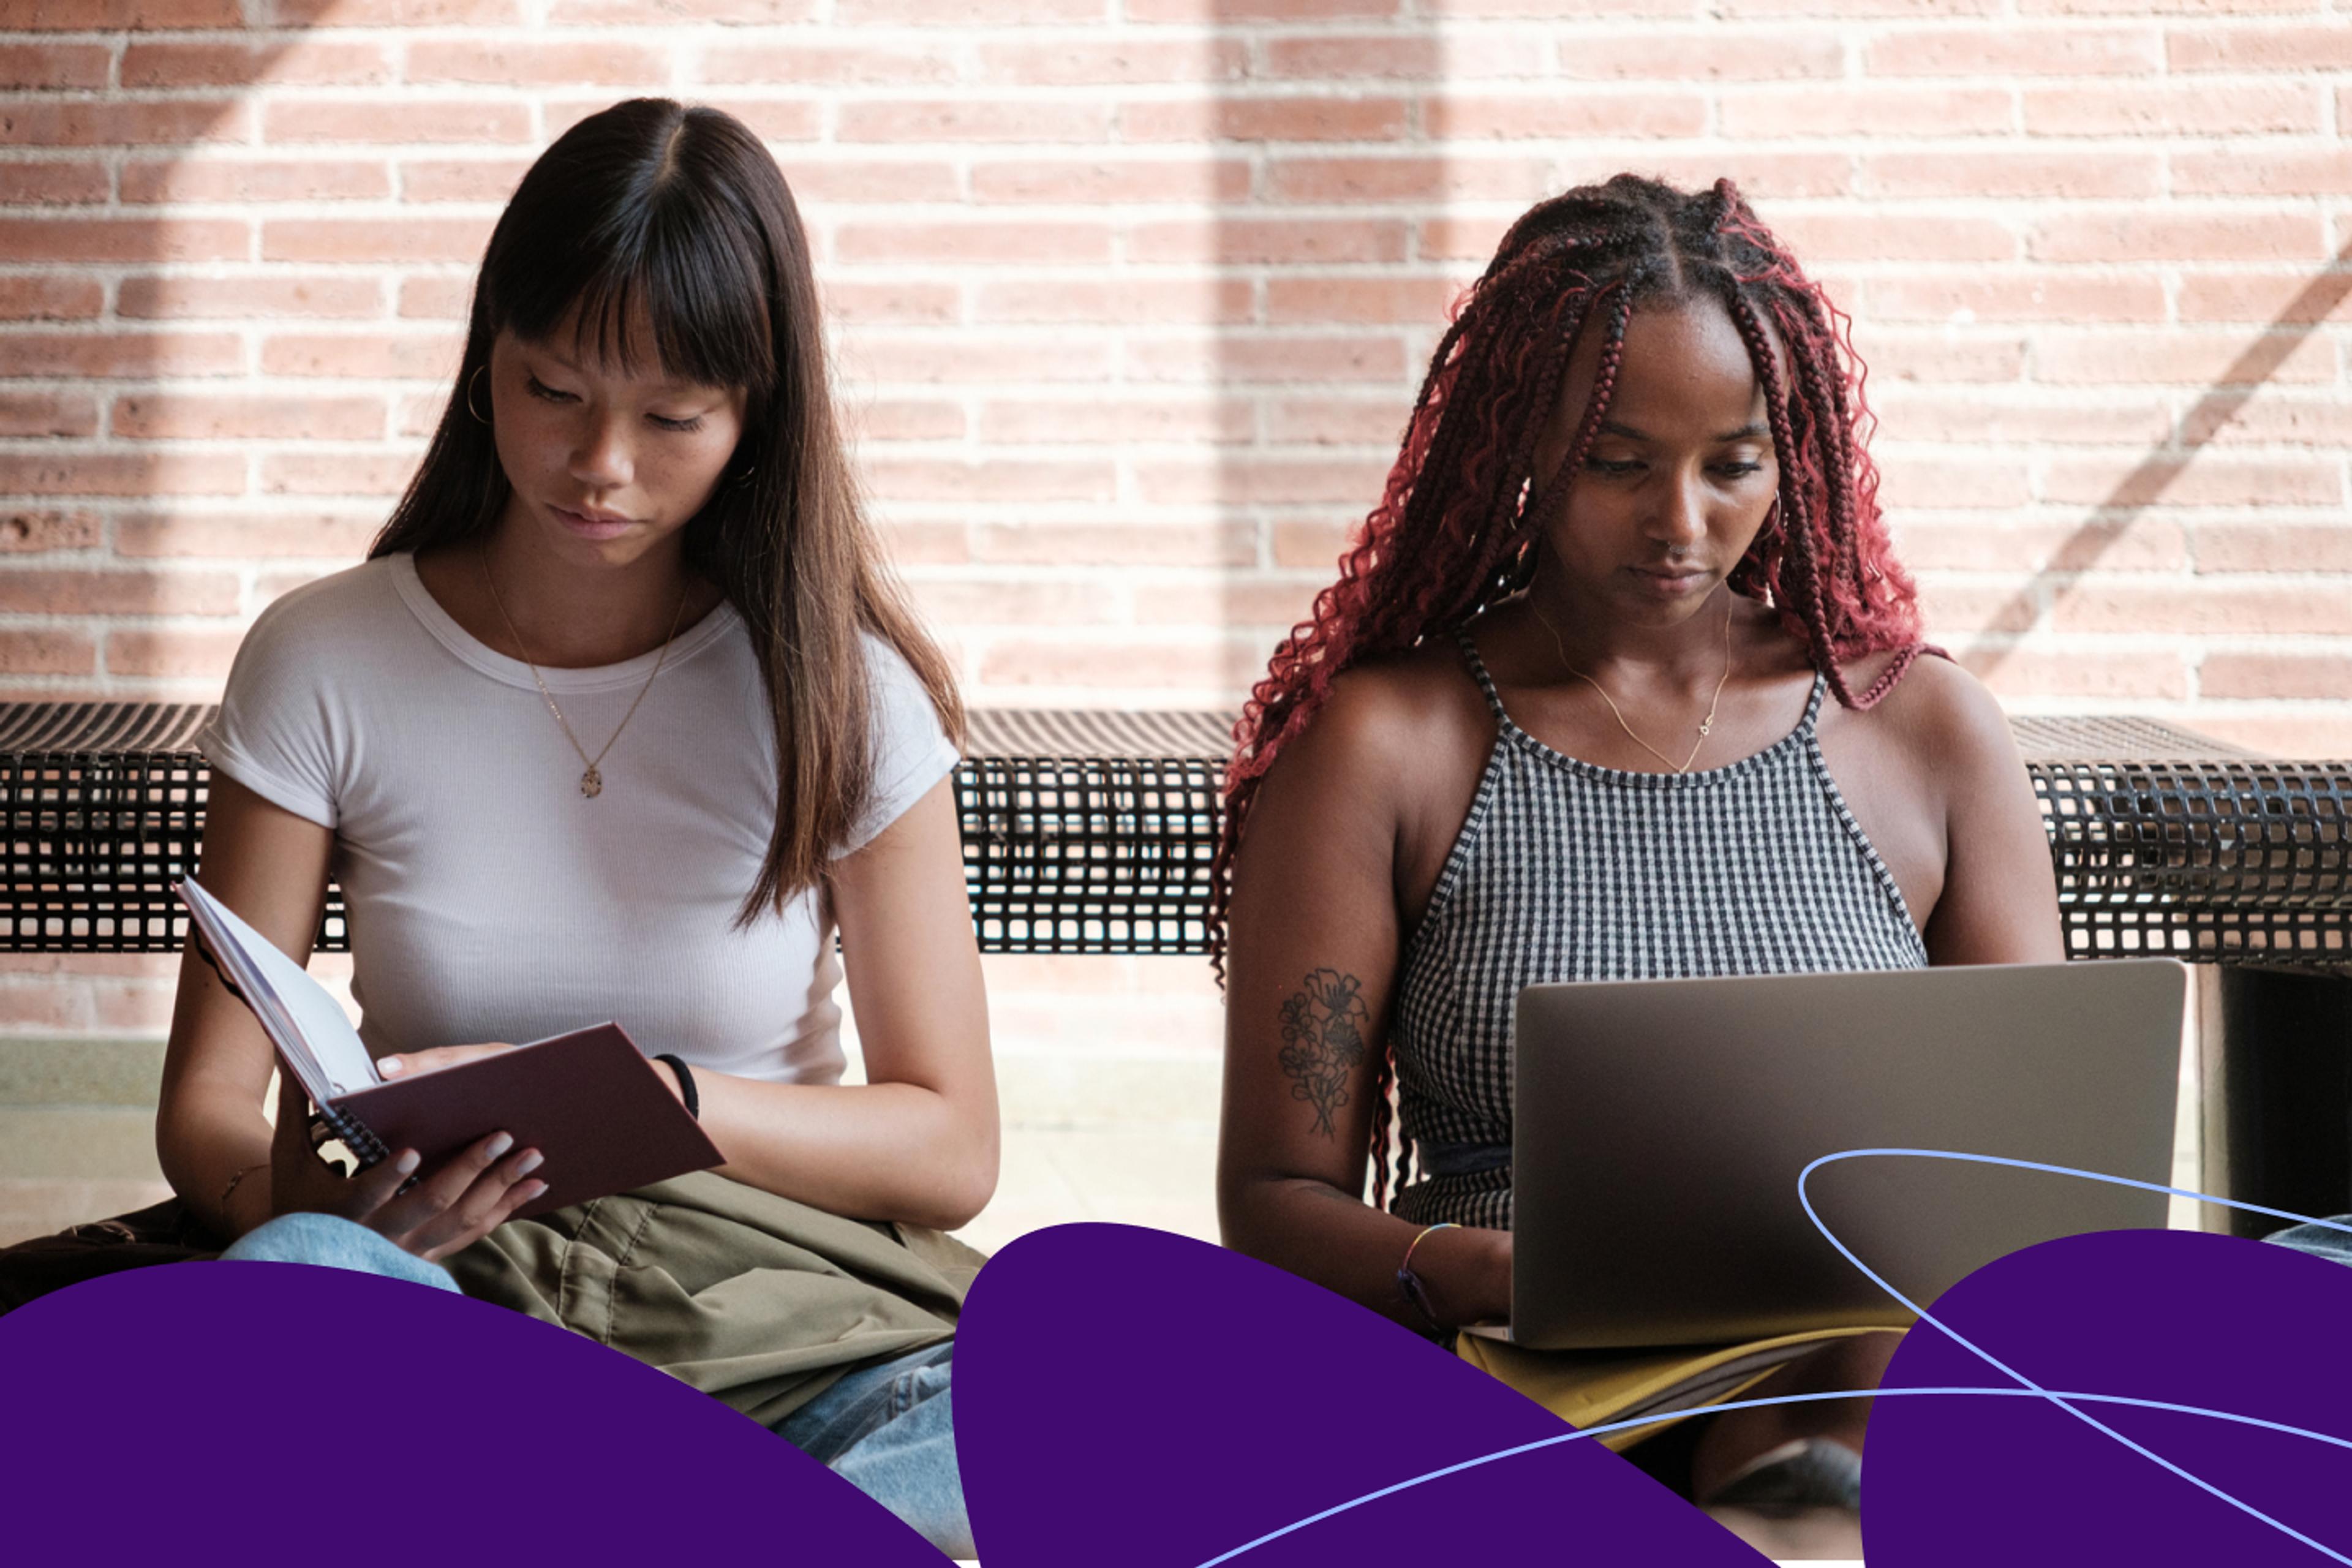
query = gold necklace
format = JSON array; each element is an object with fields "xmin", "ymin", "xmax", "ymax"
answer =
[
  {"xmin": 1529, "ymin": 593, "xmax": 1736, "ymax": 775},
  {"xmin": 480, "ymin": 547, "xmax": 690, "ymax": 799}
]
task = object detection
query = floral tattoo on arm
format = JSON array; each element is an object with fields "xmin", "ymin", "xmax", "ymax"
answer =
[{"xmin": 1277, "ymin": 969, "xmax": 1371, "ymax": 1138}]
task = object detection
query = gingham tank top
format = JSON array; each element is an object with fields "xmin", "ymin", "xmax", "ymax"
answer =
[{"xmin": 1389, "ymin": 631, "xmax": 1930, "ymax": 1230}]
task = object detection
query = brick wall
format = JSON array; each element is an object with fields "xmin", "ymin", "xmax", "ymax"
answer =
[{"xmin": 1, "ymin": 6, "xmax": 2348, "ymax": 1123}]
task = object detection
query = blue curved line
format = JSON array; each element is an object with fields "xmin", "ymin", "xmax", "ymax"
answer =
[
  {"xmin": 1193, "ymin": 1382, "xmax": 2352, "ymax": 1568},
  {"xmin": 1194, "ymin": 1160, "xmax": 2352, "ymax": 1568},
  {"xmin": 1795, "ymin": 1150, "xmax": 2351, "ymax": 1564}
]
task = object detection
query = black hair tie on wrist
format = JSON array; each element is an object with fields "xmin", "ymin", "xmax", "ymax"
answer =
[{"xmin": 653, "ymin": 1054, "xmax": 699, "ymax": 1120}]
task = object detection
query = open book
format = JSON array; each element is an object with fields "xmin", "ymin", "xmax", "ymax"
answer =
[{"xmin": 175, "ymin": 875, "xmax": 723, "ymax": 1218}]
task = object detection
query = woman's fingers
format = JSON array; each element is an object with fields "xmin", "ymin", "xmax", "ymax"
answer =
[
  {"xmin": 368, "ymin": 1131, "xmax": 541, "ymax": 1256},
  {"xmin": 342, "ymin": 1147, "xmax": 423, "ymax": 1218},
  {"xmin": 377, "ymin": 1041, "xmax": 516, "ymax": 1080},
  {"xmin": 415, "ymin": 1170, "xmax": 549, "ymax": 1263}
]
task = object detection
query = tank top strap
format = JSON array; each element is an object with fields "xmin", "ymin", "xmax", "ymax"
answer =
[
  {"xmin": 1452, "ymin": 628, "xmax": 1512, "ymax": 725},
  {"xmin": 1796, "ymin": 665, "xmax": 1831, "ymax": 735}
]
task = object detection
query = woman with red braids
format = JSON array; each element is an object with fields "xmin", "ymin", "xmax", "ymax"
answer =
[{"xmin": 1215, "ymin": 175, "xmax": 2062, "ymax": 1517}]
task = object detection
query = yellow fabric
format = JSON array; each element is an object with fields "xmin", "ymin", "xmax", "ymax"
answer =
[{"xmin": 1458, "ymin": 1325, "xmax": 1899, "ymax": 1452}]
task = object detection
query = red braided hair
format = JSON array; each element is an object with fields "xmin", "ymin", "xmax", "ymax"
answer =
[{"xmin": 1212, "ymin": 175, "xmax": 1931, "ymax": 1212}]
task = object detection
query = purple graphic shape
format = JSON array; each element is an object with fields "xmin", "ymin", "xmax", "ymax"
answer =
[
  {"xmin": 1866, "ymin": 1228, "xmax": 2352, "ymax": 1566},
  {"xmin": 954, "ymin": 1223, "xmax": 1770, "ymax": 1567},
  {"xmin": 0, "ymin": 1259, "xmax": 944, "ymax": 1564}
]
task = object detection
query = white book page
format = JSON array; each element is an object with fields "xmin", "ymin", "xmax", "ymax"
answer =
[{"xmin": 177, "ymin": 876, "xmax": 382, "ymax": 1102}]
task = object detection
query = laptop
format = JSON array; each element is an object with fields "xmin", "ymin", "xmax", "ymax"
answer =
[{"xmin": 1496, "ymin": 959, "xmax": 2187, "ymax": 1351}]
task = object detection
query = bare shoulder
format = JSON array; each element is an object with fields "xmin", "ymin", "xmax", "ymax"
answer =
[{"xmin": 1838, "ymin": 647, "xmax": 2019, "ymax": 777}]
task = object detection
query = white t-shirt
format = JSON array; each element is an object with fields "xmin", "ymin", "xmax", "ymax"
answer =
[{"xmin": 198, "ymin": 552, "xmax": 960, "ymax": 1085}]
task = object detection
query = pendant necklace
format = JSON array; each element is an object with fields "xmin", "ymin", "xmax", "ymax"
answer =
[
  {"xmin": 480, "ymin": 546, "xmax": 689, "ymax": 799},
  {"xmin": 1531, "ymin": 593, "xmax": 1736, "ymax": 775}
]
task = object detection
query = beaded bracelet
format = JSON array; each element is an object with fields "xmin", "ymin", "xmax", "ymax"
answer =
[{"xmin": 1395, "ymin": 1221, "xmax": 1459, "ymax": 1332}]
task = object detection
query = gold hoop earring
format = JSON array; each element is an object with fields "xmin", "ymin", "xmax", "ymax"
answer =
[{"xmin": 466, "ymin": 365, "xmax": 491, "ymax": 426}]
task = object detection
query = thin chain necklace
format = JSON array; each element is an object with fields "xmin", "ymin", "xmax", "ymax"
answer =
[
  {"xmin": 1529, "ymin": 592, "xmax": 1736, "ymax": 775},
  {"xmin": 480, "ymin": 546, "xmax": 689, "ymax": 799}
]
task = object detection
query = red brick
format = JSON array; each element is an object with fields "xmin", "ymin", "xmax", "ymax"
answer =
[
  {"xmin": 0, "ymin": 393, "xmax": 97, "ymax": 439},
  {"xmin": 2043, "ymin": 455, "xmax": 2342, "ymax": 509},
  {"xmin": 0, "ymin": 100, "xmax": 252, "ymax": 146},
  {"xmin": 1914, "ymin": 576, "xmax": 2044, "ymax": 636},
  {"xmin": 263, "ymin": 217, "xmax": 494, "ymax": 264},
  {"xmin": 1133, "ymin": 578, "xmax": 1324, "ymax": 628},
  {"xmin": 1127, "ymin": 217, "xmax": 1408, "ymax": 266},
  {"xmin": 1960, "ymin": 646, "xmax": 2190, "ymax": 701},
  {"xmin": 544, "ymin": 0, "xmax": 810, "ymax": 18},
  {"xmin": 969, "ymin": 157, "xmax": 1250, "ymax": 205},
  {"xmin": 0, "ymin": 629, "xmax": 96, "ymax": 676},
  {"xmin": 697, "ymin": 43, "xmax": 954, "ymax": 86},
  {"xmin": 1266, "ymin": 275, "xmax": 1461, "ymax": 325},
  {"xmin": 2195, "ymin": 523, "xmax": 2352, "ymax": 574},
  {"xmin": 0, "ymin": 218, "xmax": 247, "ymax": 264},
  {"xmin": 0, "ymin": 568, "xmax": 239, "ymax": 616},
  {"xmin": 843, "ymin": 398, "xmax": 967, "ymax": 442},
  {"xmin": 262, "ymin": 333, "xmax": 463, "ymax": 380},
  {"xmin": 2182, "ymin": 393, "xmax": 2352, "ymax": 448},
  {"xmin": 2185, "ymin": 713, "xmax": 2352, "ymax": 762},
  {"xmin": 0, "ymin": 452, "xmax": 244, "ymax": 497},
  {"xmin": 1125, "ymin": 333, "xmax": 1406, "ymax": 383},
  {"xmin": 1893, "ymin": 517, "xmax": 2188, "ymax": 573},
  {"xmin": 2199, "ymin": 653, "xmax": 2352, "ymax": 701},
  {"xmin": 2030, "ymin": 211, "xmax": 2323, "ymax": 265},
  {"xmin": 0, "ymin": 161, "xmax": 109, "ymax": 205},
  {"xmin": 866, "ymin": 458, "xmax": 1116, "ymax": 503},
  {"xmin": 1717, "ymin": 0, "xmax": 1997, "ymax": 13},
  {"xmin": 2171, "ymin": 147, "xmax": 2352, "ymax": 197},
  {"xmin": 833, "ymin": 0, "xmax": 1099, "ymax": 20},
  {"xmin": 871, "ymin": 520, "xmax": 969, "ymax": 565},
  {"xmin": 977, "ymin": 38, "xmax": 1248, "ymax": 85},
  {"xmin": 2022, "ymin": 81, "xmax": 2318, "ymax": 136},
  {"xmin": 972, "ymin": 521, "xmax": 1255, "ymax": 568},
  {"xmin": 2016, "ymin": 0, "xmax": 2304, "ymax": 12},
  {"xmin": 0, "ymin": 43, "xmax": 111, "ymax": 89},
  {"xmin": 1858, "ymin": 330, "xmax": 2027, "ymax": 383},
  {"xmin": 2168, "ymin": 24, "xmax": 2352, "ymax": 70},
  {"xmin": 9, "ymin": 0, "xmax": 239, "ymax": 27},
  {"xmin": 906, "ymin": 579, "xmax": 1117, "ymax": 628},
  {"xmin": 1120, "ymin": 97, "xmax": 1409, "ymax": 143},
  {"xmin": 979, "ymin": 397, "xmax": 1253, "ymax": 445},
  {"xmin": 1127, "ymin": 0, "xmax": 1393, "ymax": 17},
  {"xmin": 544, "ymin": 96, "xmax": 819, "ymax": 143},
  {"xmin": 0, "ymin": 277, "xmax": 102, "ymax": 321},
  {"xmin": 118, "ymin": 273, "xmax": 383, "ymax": 319},
  {"xmin": 1261, "ymin": 34, "xmax": 1442, "ymax": 78},
  {"xmin": 1426, "ymin": 0, "xmax": 1691, "ymax": 13},
  {"xmin": 396, "ymin": 391, "xmax": 450, "ymax": 436},
  {"xmin": 845, "ymin": 335, "xmax": 1114, "ymax": 384},
  {"xmin": 1272, "ymin": 518, "xmax": 1359, "ymax": 568},
  {"xmin": 0, "ymin": 509, "xmax": 101, "ymax": 552},
  {"xmin": 397, "ymin": 277, "xmax": 472, "ymax": 320},
  {"xmin": 121, "ymin": 40, "xmax": 393, "ymax": 87},
  {"xmin": 1133, "ymin": 454, "xmax": 1390, "ymax": 505},
  {"xmin": 823, "ymin": 281, "xmax": 962, "ymax": 325},
  {"xmin": 1556, "ymin": 31, "xmax": 1842, "ymax": 79},
  {"xmin": 264, "ymin": 99, "xmax": 532, "ymax": 145},
  {"xmin": 834, "ymin": 221, "xmax": 1115, "ymax": 265},
  {"xmin": 2176, "ymin": 271, "xmax": 2352, "ymax": 325},
  {"xmin": 1866, "ymin": 25, "xmax": 2160, "ymax": 74},
  {"xmin": 393, "ymin": 159, "xmax": 530, "ymax": 203},
  {"xmin": 405, "ymin": 40, "xmax": 670, "ymax": 86},
  {"xmin": 1875, "ymin": 456, "xmax": 2033, "ymax": 510},
  {"xmin": 1264, "ymin": 154, "xmax": 1552, "ymax": 204},
  {"xmin": 272, "ymin": 0, "xmax": 522, "ymax": 21},
  {"xmin": 1426, "ymin": 92, "xmax": 1706, "ymax": 140},
  {"xmin": 113, "ymin": 512, "xmax": 379, "ymax": 557},
  {"xmin": 2035, "ymin": 330, "xmax": 2333, "ymax": 386},
  {"xmin": 260, "ymin": 453, "xmax": 420, "ymax": 496},
  {"xmin": 1719, "ymin": 87, "xmax": 2012, "ymax": 138},
  {"xmin": 1768, "ymin": 212, "xmax": 2016, "ymax": 263},
  {"xmin": 121, "ymin": 157, "xmax": 392, "ymax": 204},
  {"xmin": 970, "ymin": 279, "xmax": 1253, "ymax": 326},
  {"xmin": 1629, "ymin": 152, "xmax": 1856, "ymax": 200},
  {"xmin": 1865, "ymin": 272, "xmax": 2165, "ymax": 323},
  {"xmin": 1415, "ymin": 213, "xmax": 1515, "ymax": 263},
  {"xmin": 1867, "ymin": 388, "xmax": 2172, "ymax": 446},
  {"xmin": 1860, "ymin": 150, "xmax": 2162, "ymax": 200},
  {"xmin": 112, "ymin": 394, "xmax": 385, "ymax": 441},
  {"xmin": 1267, "ymin": 395, "xmax": 1411, "ymax": 446},
  {"xmin": 839, "ymin": 100, "xmax": 1112, "ymax": 144},
  {"xmin": 2051, "ymin": 582, "xmax": 2350, "ymax": 637},
  {"xmin": 978, "ymin": 634, "xmax": 1267, "ymax": 691},
  {"xmin": 105, "ymin": 626, "xmax": 244, "ymax": 679},
  {"xmin": 777, "ymin": 159, "xmax": 960, "ymax": 205},
  {"xmin": 0, "ymin": 332, "xmax": 243, "ymax": 378}
]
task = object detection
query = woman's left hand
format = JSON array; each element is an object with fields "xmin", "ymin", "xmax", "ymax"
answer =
[{"xmin": 378, "ymin": 1042, "xmax": 515, "ymax": 1079}]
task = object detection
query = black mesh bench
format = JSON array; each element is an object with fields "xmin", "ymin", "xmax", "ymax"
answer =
[{"xmin": 6, "ymin": 703, "xmax": 2350, "ymax": 1232}]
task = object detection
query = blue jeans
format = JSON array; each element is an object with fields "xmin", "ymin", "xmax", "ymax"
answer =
[
  {"xmin": 2266, "ymin": 1215, "xmax": 2352, "ymax": 1267},
  {"xmin": 221, "ymin": 1213, "xmax": 973, "ymax": 1558}
]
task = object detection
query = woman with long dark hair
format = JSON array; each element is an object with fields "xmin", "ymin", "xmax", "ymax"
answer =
[
  {"xmin": 1214, "ymin": 175, "xmax": 2064, "ymax": 1520},
  {"xmin": 154, "ymin": 100, "xmax": 993, "ymax": 1552}
]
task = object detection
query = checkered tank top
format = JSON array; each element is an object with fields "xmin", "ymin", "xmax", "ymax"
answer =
[{"xmin": 1388, "ymin": 631, "xmax": 1931, "ymax": 1230}]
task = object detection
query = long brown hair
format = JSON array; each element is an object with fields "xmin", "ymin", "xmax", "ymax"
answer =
[
  {"xmin": 1215, "ymin": 175, "xmax": 1932, "ymax": 1209},
  {"xmin": 372, "ymin": 98, "xmax": 962, "ymax": 925}
]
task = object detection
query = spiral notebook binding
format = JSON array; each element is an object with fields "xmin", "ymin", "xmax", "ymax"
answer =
[{"xmin": 318, "ymin": 1102, "xmax": 391, "ymax": 1170}]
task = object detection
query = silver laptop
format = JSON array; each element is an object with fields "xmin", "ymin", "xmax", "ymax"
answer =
[{"xmin": 1501, "ymin": 959, "xmax": 2187, "ymax": 1351}]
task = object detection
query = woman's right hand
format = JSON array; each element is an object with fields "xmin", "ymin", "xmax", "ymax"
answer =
[{"xmin": 268, "ymin": 1071, "xmax": 548, "ymax": 1262}]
